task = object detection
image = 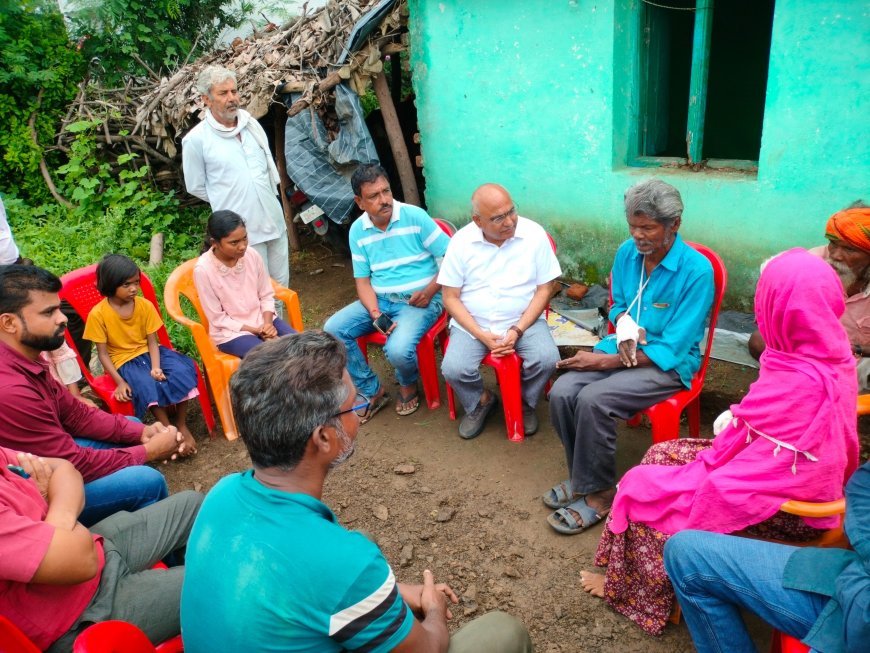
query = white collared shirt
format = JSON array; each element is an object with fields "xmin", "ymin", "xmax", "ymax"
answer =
[
  {"xmin": 438, "ymin": 216, "xmax": 561, "ymax": 335},
  {"xmin": 182, "ymin": 120, "xmax": 285, "ymax": 245}
]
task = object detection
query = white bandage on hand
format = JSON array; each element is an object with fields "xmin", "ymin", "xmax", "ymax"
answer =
[
  {"xmin": 713, "ymin": 409, "xmax": 734, "ymax": 436},
  {"xmin": 615, "ymin": 314, "xmax": 641, "ymax": 345}
]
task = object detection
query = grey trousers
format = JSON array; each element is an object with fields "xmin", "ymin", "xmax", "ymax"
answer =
[
  {"xmin": 548, "ymin": 363, "xmax": 682, "ymax": 495},
  {"xmin": 449, "ymin": 611, "xmax": 533, "ymax": 653},
  {"xmin": 442, "ymin": 319, "xmax": 560, "ymax": 414},
  {"xmin": 48, "ymin": 491, "xmax": 204, "ymax": 653}
]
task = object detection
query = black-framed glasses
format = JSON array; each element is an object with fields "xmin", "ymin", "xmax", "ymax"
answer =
[
  {"xmin": 487, "ymin": 206, "xmax": 517, "ymax": 225},
  {"xmin": 334, "ymin": 393, "xmax": 370, "ymax": 418}
]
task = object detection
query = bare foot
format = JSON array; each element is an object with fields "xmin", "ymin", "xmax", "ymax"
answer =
[
  {"xmin": 176, "ymin": 424, "xmax": 198, "ymax": 457},
  {"xmin": 580, "ymin": 570, "xmax": 605, "ymax": 598}
]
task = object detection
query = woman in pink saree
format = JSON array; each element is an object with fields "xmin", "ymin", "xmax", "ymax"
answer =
[{"xmin": 581, "ymin": 248, "xmax": 860, "ymax": 635}]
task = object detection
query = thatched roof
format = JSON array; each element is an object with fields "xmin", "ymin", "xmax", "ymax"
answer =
[{"xmin": 57, "ymin": 0, "xmax": 407, "ymax": 172}]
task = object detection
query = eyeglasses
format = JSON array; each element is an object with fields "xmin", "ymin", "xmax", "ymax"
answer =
[
  {"xmin": 486, "ymin": 206, "xmax": 517, "ymax": 226},
  {"xmin": 334, "ymin": 393, "xmax": 370, "ymax": 418}
]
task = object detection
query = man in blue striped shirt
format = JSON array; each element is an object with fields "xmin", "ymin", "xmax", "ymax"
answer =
[{"xmin": 325, "ymin": 164, "xmax": 450, "ymax": 422}]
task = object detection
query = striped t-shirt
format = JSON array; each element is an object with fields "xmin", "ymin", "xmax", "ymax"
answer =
[
  {"xmin": 181, "ymin": 470, "xmax": 414, "ymax": 652},
  {"xmin": 350, "ymin": 200, "xmax": 449, "ymax": 295}
]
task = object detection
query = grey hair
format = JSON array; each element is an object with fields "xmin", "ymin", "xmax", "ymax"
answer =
[
  {"xmin": 230, "ymin": 331, "xmax": 349, "ymax": 470},
  {"xmin": 624, "ymin": 179, "xmax": 684, "ymax": 227},
  {"xmin": 351, "ymin": 163, "xmax": 389, "ymax": 197},
  {"xmin": 195, "ymin": 65, "xmax": 237, "ymax": 97}
]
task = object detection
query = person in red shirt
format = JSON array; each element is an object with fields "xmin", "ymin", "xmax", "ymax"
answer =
[
  {"xmin": 0, "ymin": 265, "xmax": 183, "ymax": 525},
  {"xmin": 0, "ymin": 446, "xmax": 201, "ymax": 652}
]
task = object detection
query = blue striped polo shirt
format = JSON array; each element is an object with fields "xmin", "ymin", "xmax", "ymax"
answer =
[
  {"xmin": 350, "ymin": 200, "xmax": 450, "ymax": 295},
  {"xmin": 181, "ymin": 470, "xmax": 414, "ymax": 652}
]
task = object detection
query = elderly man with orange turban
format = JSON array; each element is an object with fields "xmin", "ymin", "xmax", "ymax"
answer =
[{"xmin": 750, "ymin": 202, "xmax": 870, "ymax": 390}]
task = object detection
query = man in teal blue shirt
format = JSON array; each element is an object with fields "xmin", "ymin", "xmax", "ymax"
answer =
[
  {"xmin": 181, "ymin": 331, "xmax": 532, "ymax": 653},
  {"xmin": 665, "ymin": 460, "xmax": 870, "ymax": 653},
  {"xmin": 545, "ymin": 179, "xmax": 713, "ymax": 535}
]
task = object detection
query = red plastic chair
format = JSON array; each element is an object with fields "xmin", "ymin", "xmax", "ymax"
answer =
[
  {"xmin": 0, "ymin": 615, "xmax": 41, "ymax": 653},
  {"xmin": 73, "ymin": 621, "xmax": 183, "ymax": 652},
  {"xmin": 355, "ymin": 219, "xmax": 457, "ymax": 411},
  {"xmin": 611, "ymin": 242, "xmax": 727, "ymax": 443},
  {"xmin": 445, "ymin": 230, "xmax": 558, "ymax": 442},
  {"xmin": 58, "ymin": 264, "xmax": 215, "ymax": 437},
  {"xmin": 769, "ymin": 632, "xmax": 809, "ymax": 653}
]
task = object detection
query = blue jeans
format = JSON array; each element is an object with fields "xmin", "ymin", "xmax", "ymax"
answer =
[
  {"xmin": 664, "ymin": 530, "xmax": 827, "ymax": 653},
  {"xmin": 323, "ymin": 296, "xmax": 443, "ymax": 398},
  {"xmin": 75, "ymin": 437, "xmax": 169, "ymax": 527}
]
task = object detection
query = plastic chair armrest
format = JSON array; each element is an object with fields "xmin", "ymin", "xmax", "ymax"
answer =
[{"xmin": 780, "ymin": 498, "xmax": 846, "ymax": 518}]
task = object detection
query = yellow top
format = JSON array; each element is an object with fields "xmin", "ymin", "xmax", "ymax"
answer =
[{"xmin": 83, "ymin": 296, "xmax": 163, "ymax": 369}]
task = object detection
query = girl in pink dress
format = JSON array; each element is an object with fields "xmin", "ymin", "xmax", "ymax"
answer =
[{"xmin": 194, "ymin": 211, "xmax": 295, "ymax": 359}]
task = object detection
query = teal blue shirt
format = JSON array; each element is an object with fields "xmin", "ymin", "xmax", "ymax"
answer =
[
  {"xmin": 783, "ymin": 461, "xmax": 870, "ymax": 653},
  {"xmin": 350, "ymin": 200, "xmax": 449, "ymax": 296},
  {"xmin": 594, "ymin": 234, "xmax": 713, "ymax": 387},
  {"xmin": 181, "ymin": 471, "xmax": 413, "ymax": 653}
]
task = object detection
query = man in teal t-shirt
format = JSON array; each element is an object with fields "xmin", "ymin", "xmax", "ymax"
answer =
[{"xmin": 181, "ymin": 331, "xmax": 532, "ymax": 653}]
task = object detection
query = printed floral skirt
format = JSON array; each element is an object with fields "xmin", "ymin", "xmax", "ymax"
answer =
[{"xmin": 594, "ymin": 439, "xmax": 825, "ymax": 635}]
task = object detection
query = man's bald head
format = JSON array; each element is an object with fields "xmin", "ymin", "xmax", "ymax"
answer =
[
  {"xmin": 470, "ymin": 183, "xmax": 518, "ymax": 246},
  {"xmin": 471, "ymin": 183, "xmax": 511, "ymax": 217}
]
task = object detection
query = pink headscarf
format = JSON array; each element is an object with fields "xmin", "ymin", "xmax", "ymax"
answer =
[{"xmin": 608, "ymin": 248, "xmax": 859, "ymax": 535}]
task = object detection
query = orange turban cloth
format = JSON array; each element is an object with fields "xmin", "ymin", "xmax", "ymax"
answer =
[{"xmin": 825, "ymin": 207, "xmax": 870, "ymax": 253}]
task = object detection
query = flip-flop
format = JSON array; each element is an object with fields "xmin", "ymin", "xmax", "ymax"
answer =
[
  {"xmin": 395, "ymin": 389, "xmax": 420, "ymax": 416},
  {"xmin": 547, "ymin": 497, "xmax": 610, "ymax": 535},
  {"xmin": 542, "ymin": 480, "xmax": 577, "ymax": 509},
  {"xmin": 360, "ymin": 392, "xmax": 390, "ymax": 425}
]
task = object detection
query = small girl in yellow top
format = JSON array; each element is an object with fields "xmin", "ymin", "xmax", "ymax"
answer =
[{"xmin": 83, "ymin": 254, "xmax": 198, "ymax": 455}]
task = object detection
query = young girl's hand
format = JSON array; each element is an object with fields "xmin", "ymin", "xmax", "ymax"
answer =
[
  {"xmin": 150, "ymin": 367, "xmax": 166, "ymax": 381},
  {"xmin": 260, "ymin": 321, "xmax": 278, "ymax": 339},
  {"xmin": 114, "ymin": 381, "xmax": 133, "ymax": 402}
]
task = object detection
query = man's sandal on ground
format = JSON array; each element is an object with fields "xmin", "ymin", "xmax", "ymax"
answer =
[
  {"xmin": 541, "ymin": 480, "xmax": 579, "ymax": 510},
  {"xmin": 547, "ymin": 497, "xmax": 610, "ymax": 535},
  {"xmin": 360, "ymin": 391, "xmax": 390, "ymax": 424},
  {"xmin": 395, "ymin": 389, "xmax": 420, "ymax": 416}
]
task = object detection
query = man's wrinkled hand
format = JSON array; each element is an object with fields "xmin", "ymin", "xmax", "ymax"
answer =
[
  {"xmin": 408, "ymin": 290, "xmax": 431, "ymax": 308},
  {"xmin": 17, "ymin": 452, "xmax": 52, "ymax": 499},
  {"xmin": 555, "ymin": 350, "xmax": 605, "ymax": 371},
  {"xmin": 491, "ymin": 330, "xmax": 518, "ymax": 357},
  {"xmin": 617, "ymin": 327, "xmax": 647, "ymax": 367}
]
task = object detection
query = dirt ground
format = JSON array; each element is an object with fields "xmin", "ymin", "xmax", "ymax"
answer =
[{"xmin": 163, "ymin": 247, "xmax": 867, "ymax": 653}]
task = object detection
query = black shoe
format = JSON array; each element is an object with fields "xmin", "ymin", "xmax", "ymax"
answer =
[{"xmin": 458, "ymin": 393, "xmax": 499, "ymax": 439}]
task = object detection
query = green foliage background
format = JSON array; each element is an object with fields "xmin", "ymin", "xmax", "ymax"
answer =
[{"xmin": 67, "ymin": 0, "xmax": 251, "ymax": 84}]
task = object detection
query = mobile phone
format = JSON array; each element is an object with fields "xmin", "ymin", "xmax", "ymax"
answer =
[{"xmin": 372, "ymin": 313, "xmax": 394, "ymax": 335}]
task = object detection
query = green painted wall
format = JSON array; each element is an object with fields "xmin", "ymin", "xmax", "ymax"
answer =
[{"xmin": 407, "ymin": 0, "xmax": 870, "ymax": 307}]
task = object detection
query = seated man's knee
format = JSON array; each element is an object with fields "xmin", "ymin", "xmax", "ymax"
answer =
[{"xmin": 663, "ymin": 530, "xmax": 706, "ymax": 578}]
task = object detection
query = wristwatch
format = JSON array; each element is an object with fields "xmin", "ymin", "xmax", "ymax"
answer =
[{"xmin": 509, "ymin": 325, "xmax": 524, "ymax": 338}]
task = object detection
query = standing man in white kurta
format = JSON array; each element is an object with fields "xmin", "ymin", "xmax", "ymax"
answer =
[
  {"xmin": 439, "ymin": 184, "xmax": 561, "ymax": 440},
  {"xmin": 182, "ymin": 66, "xmax": 290, "ymax": 288}
]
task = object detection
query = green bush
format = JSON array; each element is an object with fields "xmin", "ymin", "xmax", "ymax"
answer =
[{"xmin": 5, "ymin": 119, "xmax": 209, "ymax": 357}]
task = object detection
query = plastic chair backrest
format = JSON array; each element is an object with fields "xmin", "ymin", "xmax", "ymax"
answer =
[
  {"xmin": 0, "ymin": 615, "xmax": 41, "ymax": 653},
  {"xmin": 683, "ymin": 241, "xmax": 727, "ymax": 384},
  {"xmin": 59, "ymin": 264, "xmax": 172, "ymax": 348},
  {"xmin": 433, "ymin": 218, "xmax": 456, "ymax": 237},
  {"xmin": 72, "ymin": 620, "xmax": 185, "ymax": 653}
]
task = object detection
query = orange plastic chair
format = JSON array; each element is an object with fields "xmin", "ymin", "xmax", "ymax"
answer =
[
  {"xmin": 73, "ymin": 621, "xmax": 183, "ymax": 653},
  {"xmin": 355, "ymin": 219, "xmax": 456, "ymax": 411},
  {"xmin": 164, "ymin": 258, "xmax": 303, "ymax": 440},
  {"xmin": 613, "ymin": 242, "xmax": 727, "ymax": 443},
  {"xmin": 857, "ymin": 394, "xmax": 870, "ymax": 415},
  {"xmin": 445, "ymin": 230, "xmax": 558, "ymax": 442},
  {"xmin": 0, "ymin": 615, "xmax": 41, "ymax": 653},
  {"xmin": 58, "ymin": 264, "xmax": 214, "ymax": 436}
]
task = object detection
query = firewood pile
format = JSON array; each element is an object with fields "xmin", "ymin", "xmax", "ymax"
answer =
[{"xmin": 53, "ymin": 0, "xmax": 407, "ymax": 196}]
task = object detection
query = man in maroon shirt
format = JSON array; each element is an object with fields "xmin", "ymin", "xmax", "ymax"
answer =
[
  {"xmin": 0, "ymin": 447, "xmax": 201, "ymax": 652},
  {"xmin": 0, "ymin": 265, "xmax": 182, "ymax": 525}
]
